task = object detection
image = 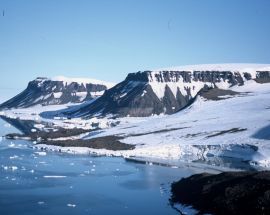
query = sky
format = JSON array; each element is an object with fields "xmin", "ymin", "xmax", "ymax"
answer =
[{"xmin": 0, "ymin": 0, "xmax": 270, "ymax": 101}]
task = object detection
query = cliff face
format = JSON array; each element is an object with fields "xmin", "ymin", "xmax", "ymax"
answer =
[
  {"xmin": 0, "ymin": 77, "xmax": 113, "ymax": 109},
  {"xmin": 58, "ymin": 65, "xmax": 270, "ymax": 118},
  {"xmin": 3, "ymin": 64, "xmax": 270, "ymax": 117}
]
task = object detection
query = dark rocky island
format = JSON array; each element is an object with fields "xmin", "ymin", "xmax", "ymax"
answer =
[{"xmin": 171, "ymin": 171, "xmax": 270, "ymax": 215}]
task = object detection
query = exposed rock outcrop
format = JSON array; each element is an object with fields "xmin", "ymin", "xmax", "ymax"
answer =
[{"xmin": 171, "ymin": 171, "xmax": 270, "ymax": 215}]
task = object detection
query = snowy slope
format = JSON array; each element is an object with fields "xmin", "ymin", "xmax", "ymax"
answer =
[{"xmin": 35, "ymin": 80, "xmax": 270, "ymax": 168}]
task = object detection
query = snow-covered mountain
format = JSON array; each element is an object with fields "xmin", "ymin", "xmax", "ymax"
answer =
[
  {"xmin": 54, "ymin": 64, "xmax": 270, "ymax": 118},
  {"xmin": 1, "ymin": 64, "xmax": 270, "ymax": 168},
  {"xmin": 35, "ymin": 80, "xmax": 270, "ymax": 168},
  {"xmin": 0, "ymin": 76, "xmax": 115, "ymax": 109}
]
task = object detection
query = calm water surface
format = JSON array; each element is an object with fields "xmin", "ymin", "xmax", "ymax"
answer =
[{"xmin": 0, "ymin": 119, "xmax": 197, "ymax": 215}]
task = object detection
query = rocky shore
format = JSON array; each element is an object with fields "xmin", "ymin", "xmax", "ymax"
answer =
[{"xmin": 171, "ymin": 171, "xmax": 270, "ymax": 215}]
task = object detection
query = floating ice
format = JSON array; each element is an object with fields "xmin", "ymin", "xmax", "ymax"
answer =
[
  {"xmin": 9, "ymin": 155, "xmax": 19, "ymax": 160},
  {"xmin": 11, "ymin": 166, "xmax": 18, "ymax": 171},
  {"xmin": 2, "ymin": 166, "xmax": 8, "ymax": 170},
  {"xmin": 39, "ymin": 161, "xmax": 47, "ymax": 164},
  {"xmin": 8, "ymin": 142, "xmax": 15, "ymax": 147},
  {"xmin": 43, "ymin": 175, "xmax": 66, "ymax": 178},
  {"xmin": 35, "ymin": 152, "xmax": 47, "ymax": 156}
]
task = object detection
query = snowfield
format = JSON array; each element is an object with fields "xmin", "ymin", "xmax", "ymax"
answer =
[{"xmin": 31, "ymin": 80, "xmax": 270, "ymax": 169}]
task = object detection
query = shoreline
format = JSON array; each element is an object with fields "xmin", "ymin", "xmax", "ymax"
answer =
[
  {"xmin": 32, "ymin": 142, "xmax": 268, "ymax": 173},
  {"xmin": 2, "ymin": 114, "xmax": 270, "ymax": 171},
  {"xmin": 4, "ymin": 131, "xmax": 269, "ymax": 172}
]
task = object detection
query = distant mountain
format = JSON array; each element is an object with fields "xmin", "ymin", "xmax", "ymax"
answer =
[
  {"xmin": 0, "ymin": 76, "xmax": 115, "ymax": 109},
  {"xmin": 47, "ymin": 64, "xmax": 270, "ymax": 118}
]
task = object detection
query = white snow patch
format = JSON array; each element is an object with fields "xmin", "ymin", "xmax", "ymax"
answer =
[
  {"xmin": 90, "ymin": 90, "xmax": 105, "ymax": 97},
  {"xmin": 141, "ymin": 90, "xmax": 147, "ymax": 97},
  {"xmin": 119, "ymin": 93, "xmax": 127, "ymax": 98},
  {"xmin": 75, "ymin": 92, "xmax": 87, "ymax": 101},
  {"xmin": 34, "ymin": 124, "xmax": 45, "ymax": 129},
  {"xmin": 53, "ymin": 92, "xmax": 62, "ymax": 99},
  {"xmin": 52, "ymin": 76, "xmax": 115, "ymax": 89}
]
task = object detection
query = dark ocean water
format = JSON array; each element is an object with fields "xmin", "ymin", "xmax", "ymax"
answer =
[{"xmin": 0, "ymin": 119, "xmax": 197, "ymax": 215}]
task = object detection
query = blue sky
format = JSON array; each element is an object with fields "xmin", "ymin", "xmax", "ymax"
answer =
[{"xmin": 0, "ymin": 0, "xmax": 270, "ymax": 100}]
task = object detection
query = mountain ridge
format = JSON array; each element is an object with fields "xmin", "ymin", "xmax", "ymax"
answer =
[
  {"xmin": 1, "ymin": 64, "xmax": 270, "ymax": 118},
  {"xmin": 48, "ymin": 64, "xmax": 270, "ymax": 118},
  {"xmin": 0, "ymin": 76, "xmax": 115, "ymax": 109}
]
